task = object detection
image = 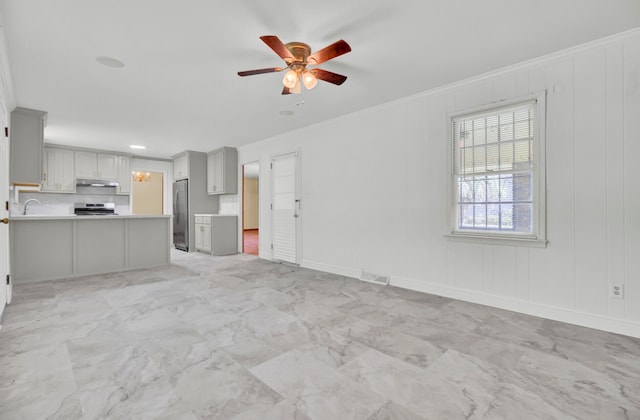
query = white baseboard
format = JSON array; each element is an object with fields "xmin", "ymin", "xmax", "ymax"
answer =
[
  {"xmin": 299, "ymin": 259, "xmax": 640, "ymax": 338},
  {"xmin": 391, "ymin": 275, "xmax": 640, "ymax": 339},
  {"xmin": 301, "ymin": 260, "xmax": 360, "ymax": 279}
]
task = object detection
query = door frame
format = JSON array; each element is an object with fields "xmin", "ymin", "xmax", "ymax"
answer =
[
  {"xmin": 0, "ymin": 102, "xmax": 9, "ymax": 317},
  {"xmin": 1, "ymin": 25, "xmax": 18, "ymax": 316}
]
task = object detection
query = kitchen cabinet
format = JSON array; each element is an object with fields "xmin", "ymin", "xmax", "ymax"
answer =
[
  {"xmin": 116, "ymin": 155, "xmax": 131, "ymax": 194},
  {"xmin": 9, "ymin": 107, "xmax": 47, "ymax": 185},
  {"xmin": 171, "ymin": 151, "xmax": 220, "ymax": 252},
  {"xmin": 98, "ymin": 154, "xmax": 118, "ymax": 179},
  {"xmin": 42, "ymin": 147, "xmax": 75, "ymax": 192},
  {"xmin": 194, "ymin": 214, "xmax": 237, "ymax": 255},
  {"xmin": 9, "ymin": 215, "xmax": 171, "ymax": 283},
  {"xmin": 206, "ymin": 147, "xmax": 237, "ymax": 194},
  {"xmin": 74, "ymin": 151, "xmax": 97, "ymax": 178},
  {"xmin": 194, "ymin": 215, "xmax": 211, "ymax": 252},
  {"xmin": 75, "ymin": 151, "xmax": 118, "ymax": 179},
  {"xmin": 174, "ymin": 154, "xmax": 189, "ymax": 180}
]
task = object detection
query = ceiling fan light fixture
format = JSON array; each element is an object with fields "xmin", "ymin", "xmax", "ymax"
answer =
[
  {"xmin": 239, "ymin": 36, "xmax": 351, "ymax": 95},
  {"xmin": 302, "ymin": 70, "xmax": 318, "ymax": 90},
  {"xmin": 282, "ymin": 69, "xmax": 298, "ymax": 89}
]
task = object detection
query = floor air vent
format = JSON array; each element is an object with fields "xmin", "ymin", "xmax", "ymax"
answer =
[{"xmin": 360, "ymin": 269, "xmax": 390, "ymax": 286}]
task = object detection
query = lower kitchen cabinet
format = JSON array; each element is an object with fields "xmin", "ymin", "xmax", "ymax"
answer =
[
  {"xmin": 194, "ymin": 214, "xmax": 237, "ymax": 255},
  {"xmin": 9, "ymin": 215, "xmax": 171, "ymax": 283}
]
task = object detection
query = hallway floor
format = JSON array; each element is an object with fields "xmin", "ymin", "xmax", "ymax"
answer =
[
  {"xmin": 243, "ymin": 228, "xmax": 258, "ymax": 256},
  {"xmin": 1, "ymin": 251, "xmax": 639, "ymax": 419}
]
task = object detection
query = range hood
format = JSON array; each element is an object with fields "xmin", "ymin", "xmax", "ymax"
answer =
[{"xmin": 76, "ymin": 178, "xmax": 119, "ymax": 187}]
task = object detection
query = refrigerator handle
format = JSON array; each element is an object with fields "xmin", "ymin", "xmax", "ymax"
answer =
[{"xmin": 175, "ymin": 191, "xmax": 180, "ymax": 224}]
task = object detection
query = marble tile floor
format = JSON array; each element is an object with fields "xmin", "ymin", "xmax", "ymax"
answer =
[{"xmin": 1, "ymin": 250, "xmax": 639, "ymax": 419}]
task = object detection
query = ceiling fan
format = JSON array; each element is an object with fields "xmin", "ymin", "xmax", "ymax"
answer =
[{"xmin": 238, "ymin": 35, "xmax": 351, "ymax": 95}]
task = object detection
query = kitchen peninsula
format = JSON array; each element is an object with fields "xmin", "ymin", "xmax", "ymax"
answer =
[{"xmin": 10, "ymin": 214, "xmax": 171, "ymax": 284}]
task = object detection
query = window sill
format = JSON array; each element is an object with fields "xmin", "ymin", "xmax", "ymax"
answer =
[{"xmin": 445, "ymin": 233, "xmax": 548, "ymax": 248}]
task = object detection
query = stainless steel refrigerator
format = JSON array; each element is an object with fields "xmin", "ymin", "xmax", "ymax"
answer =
[{"xmin": 173, "ymin": 179, "xmax": 189, "ymax": 251}]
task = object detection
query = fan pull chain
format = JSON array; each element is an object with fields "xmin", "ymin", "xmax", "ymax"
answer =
[{"xmin": 296, "ymin": 88, "xmax": 306, "ymax": 107}]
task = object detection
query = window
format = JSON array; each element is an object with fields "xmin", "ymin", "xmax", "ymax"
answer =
[{"xmin": 450, "ymin": 93, "xmax": 546, "ymax": 246}]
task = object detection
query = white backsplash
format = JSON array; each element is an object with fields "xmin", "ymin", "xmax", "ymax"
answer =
[
  {"xmin": 12, "ymin": 187, "xmax": 130, "ymax": 216},
  {"xmin": 218, "ymin": 195, "xmax": 239, "ymax": 215}
]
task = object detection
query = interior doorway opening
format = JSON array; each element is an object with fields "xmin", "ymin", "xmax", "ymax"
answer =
[
  {"xmin": 131, "ymin": 171, "xmax": 164, "ymax": 215},
  {"xmin": 242, "ymin": 162, "xmax": 259, "ymax": 256}
]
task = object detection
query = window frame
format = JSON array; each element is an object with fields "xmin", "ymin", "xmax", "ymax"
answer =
[{"xmin": 446, "ymin": 91, "xmax": 547, "ymax": 247}]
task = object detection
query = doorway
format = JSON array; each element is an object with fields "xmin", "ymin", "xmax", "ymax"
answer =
[
  {"xmin": 242, "ymin": 162, "xmax": 259, "ymax": 256},
  {"xmin": 131, "ymin": 171, "xmax": 164, "ymax": 215}
]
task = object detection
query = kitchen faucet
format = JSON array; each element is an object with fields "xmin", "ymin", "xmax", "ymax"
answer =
[{"xmin": 22, "ymin": 198, "xmax": 41, "ymax": 215}]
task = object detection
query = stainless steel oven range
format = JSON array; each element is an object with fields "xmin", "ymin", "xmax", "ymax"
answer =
[{"xmin": 74, "ymin": 202, "xmax": 117, "ymax": 216}]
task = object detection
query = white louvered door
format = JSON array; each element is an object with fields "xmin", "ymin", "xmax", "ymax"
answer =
[{"xmin": 271, "ymin": 153, "xmax": 299, "ymax": 264}]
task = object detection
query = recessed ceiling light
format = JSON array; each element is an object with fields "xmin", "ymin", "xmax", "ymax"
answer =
[
  {"xmin": 96, "ymin": 56, "xmax": 125, "ymax": 68},
  {"xmin": 129, "ymin": 145, "xmax": 146, "ymax": 150},
  {"xmin": 279, "ymin": 110, "xmax": 294, "ymax": 116}
]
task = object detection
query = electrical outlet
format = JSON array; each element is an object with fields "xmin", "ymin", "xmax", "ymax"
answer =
[{"xmin": 610, "ymin": 284, "xmax": 624, "ymax": 299}]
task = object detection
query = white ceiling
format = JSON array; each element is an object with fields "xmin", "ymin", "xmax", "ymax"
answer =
[{"xmin": 1, "ymin": 1, "xmax": 639, "ymax": 159}]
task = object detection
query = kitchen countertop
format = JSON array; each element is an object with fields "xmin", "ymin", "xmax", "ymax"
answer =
[
  {"xmin": 194, "ymin": 213, "xmax": 237, "ymax": 217},
  {"xmin": 10, "ymin": 214, "xmax": 173, "ymax": 220}
]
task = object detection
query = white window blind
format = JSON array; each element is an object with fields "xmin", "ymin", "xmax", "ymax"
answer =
[{"xmin": 452, "ymin": 100, "xmax": 537, "ymax": 235}]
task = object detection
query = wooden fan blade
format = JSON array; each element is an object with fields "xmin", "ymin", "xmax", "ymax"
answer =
[
  {"xmin": 238, "ymin": 67, "xmax": 284, "ymax": 77},
  {"xmin": 260, "ymin": 35, "xmax": 295, "ymax": 62},
  {"xmin": 307, "ymin": 40, "xmax": 351, "ymax": 65},
  {"xmin": 282, "ymin": 86, "xmax": 292, "ymax": 95},
  {"xmin": 311, "ymin": 68, "xmax": 348, "ymax": 85}
]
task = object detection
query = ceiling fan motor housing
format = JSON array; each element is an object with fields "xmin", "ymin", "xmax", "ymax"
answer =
[{"xmin": 284, "ymin": 42, "xmax": 311, "ymax": 65}]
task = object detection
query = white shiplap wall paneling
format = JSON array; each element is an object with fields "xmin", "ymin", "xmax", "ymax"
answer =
[
  {"xmin": 516, "ymin": 247, "xmax": 530, "ymax": 300},
  {"xmin": 573, "ymin": 48, "xmax": 608, "ymax": 315},
  {"xmin": 453, "ymin": 242, "xmax": 484, "ymax": 292},
  {"xmin": 492, "ymin": 246, "xmax": 518, "ymax": 299},
  {"xmin": 623, "ymin": 36, "xmax": 640, "ymax": 322},
  {"xmin": 605, "ymin": 43, "xmax": 626, "ymax": 319},
  {"xmin": 529, "ymin": 58, "xmax": 576, "ymax": 310},
  {"xmin": 405, "ymin": 98, "xmax": 433, "ymax": 282},
  {"xmin": 482, "ymin": 245, "xmax": 495, "ymax": 294},
  {"xmin": 492, "ymin": 73, "xmax": 517, "ymax": 103}
]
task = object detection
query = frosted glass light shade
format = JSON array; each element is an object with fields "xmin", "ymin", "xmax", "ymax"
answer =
[
  {"xmin": 282, "ymin": 70, "xmax": 298, "ymax": 88},
  {"xmin": 302, "ymin": 70, "xmax": 318, "ymax": 90}
]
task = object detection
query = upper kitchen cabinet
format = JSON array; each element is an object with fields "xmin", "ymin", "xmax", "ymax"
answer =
[
  {"xmin": 206, "ymin": 147, "xmax": 237, "ymax": 195},
  {"xmin": 173, "ymin": 153, "xmax": 189, "ymax": 180},
  {"xmin": 98, "ymin": 154, "xmax": 118, "ymax": 179},
  {"xmin": 42, "ymin": 147, "xmax": 75, "ymax": 193},
  {"xmin": 116, "ymin": 155, "xmax": 131, "ymax": 194},
  {"xmin": 75, "ymin": 151, "xmax": 118, "ymax": 179},
  {"xmin": 9, "ymin": 107, "xmax": 47, "ymax": 185}
]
